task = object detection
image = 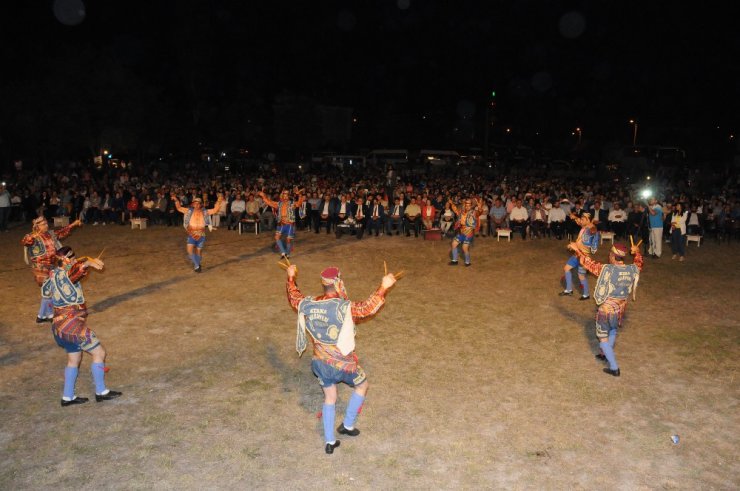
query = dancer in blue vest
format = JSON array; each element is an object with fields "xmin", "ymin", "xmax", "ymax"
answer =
[
  {"xmin": 559, "ymin": 211, "xmax": 599, "ymax": 300},
  {"xmin": 47, "ymin": 247, "xmax": 122, "ymax": 406},
  {"xmin": 172, "ymin": 193, "xmax": 224, "ymax": 272},
  {"xmin": 285, "ymin": 263, "xmax": 398, "ymax": 454},
  {"xmin": 569, "ymin": 241, "xmax": 643, "ymax": 376}
]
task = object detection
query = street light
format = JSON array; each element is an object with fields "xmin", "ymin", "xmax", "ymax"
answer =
[
  {"xmin": 629, "ymin": 119, "xmax": 638, "ymax": 146},
  {"xmin": 575, "ymin": 127, "xmax": 582, "ymax": 146}
]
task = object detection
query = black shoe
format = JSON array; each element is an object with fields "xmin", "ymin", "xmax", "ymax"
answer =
[
  {"xmin": 559, "ymin": 291, "xmax": 573, "ymax": 296},
  {"xmin": 194, "ymin": 266, "xmax": 202, "ymax": 273},
  {"xmin": 95, "ymin": 390, "xmax": 122, "ymax": 402},
  {"xmin": 465, "ymin": 263, "xmax": 471, "ymax": 267},
  {"xmin": 449, "ymin": 261, "xmax": 458, "ymax": 266},
  {"xmin": 579, "ymin": 295, "xmax": 590, "ymax": 301},
  {"xmin": 61, "ymin": 396, "xmax": 89, "ymax": 407},
  {"xmin": 603, "ymin": 368, "xmax": 620, "ymax": 377},
  {"xmin": 36, "ymin": 316, "xmax": 52, "ymax": 323},
  {"xmin": 337, "ymin": 424, "xmax": 360, "ymax": 436},
  {"xmin": 325, "ymin": 441, "xmax": 340, "ymax": 454},
  {"xmin": 595, "ymin": 353, "xmax": 607, "ymax": 362}
]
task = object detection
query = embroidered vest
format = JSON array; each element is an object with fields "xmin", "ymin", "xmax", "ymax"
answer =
[
  {"xmin": 28, "ymin": 232, "xmax": 62, "ymax": 261},
  {"xmin": 183, "ymin": 207, "xmax": 212, "ymax": 230},
  {"xmin": 298, "ymin": 296, "xmax": 353, "ymax": 347},
  {"xmin": 578, "ymin": 227, "xmax": 599, "ymax": 254},
  {"xmin": 458, "ymin": 210, "xmax": 478, "ymax": 235},
  {"xmin": 278, "ymin": 201, "xmax": 297, "ymax": 223},
  {"xmin": 594, "ymin": 264, "xmax": 639, "ymax": 306},
  {"xmin": 48, "ymin": 267, "xmax": 85, "ymax": 307}
]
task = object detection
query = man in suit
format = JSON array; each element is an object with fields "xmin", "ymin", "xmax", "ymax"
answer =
[
  {"xmin": 315, "ymin": 194, "xmax": 335, "ymax": 234},
  {"xmin": 590, "ymin": 200, "xmax": 609, "ymax": 232},
  {"xmin": 335, "ymin": 194, "xmax": 351, "ymax": 228},
  {"xmin": 367, "ymin": 195, "xmax": 385, "ymax": 236},
  {"xmin": 385, "ymin": 197, "xmax": 404, "ymax": 236},
  {"xmin": 297, "ymin": 197, "xmax": 311, "ymax": 231},
  {"xmin": 350, "ymin": 197, "xmax": 368, "ymax": 239},
  {"xmin": 337, "ymin": 197, "xmax": 368, "ymax": 240}
]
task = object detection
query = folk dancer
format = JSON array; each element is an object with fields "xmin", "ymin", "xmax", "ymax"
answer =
[
  {"xmin": 568, "ymin": 241, "xmax": 643, "ymax": 376},
  {"xmin": 285, "ymin": 263, "xmax": 398, "ymax": 454},
  {"xmin": 259, "ymin": 188, "xmax": 305, "ymax": 259},
  {"xmin": 560, "ymin": 211, "xmax": 599, "ymax": 299},
  {"xmin": 47, "ymin": 247, "xmax": 122, "ymax": 405},
  {"xmin": 172, "ymin": 193, "xmax": 225, "ymax": 272},
  {"xmin": 21, "ymin": 216, "xmax": 82, "ymax": 323},
  {"xmin": 448, "ymin": 197, "xmax": 482, "ymax": 267}
]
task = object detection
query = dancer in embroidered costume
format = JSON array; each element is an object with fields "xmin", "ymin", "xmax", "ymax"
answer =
[
  {"xmin": 560, "ymin": 211, "xmax": 600, "ymax": 300},
  {"xmin": 448, "ymin": 197, "xmax": 482, "ymax": 267},
  {"xmin": 46, "ymin": 247, "xmax": 122, "ymax": 406},
  {"xmin": 21, "ymin": 216, "xmax": 82, "ymax": 323},
  {"xmin": 172, "ymin": 193, "xmax": 225, "ymax": 272},
  {"xmin": 568, "ymin": 241, "xmax": 643, "ymax": 377},
  {"xmin": 284, "ymin": 261, "xmax": 399, "ymax": 454},
  {"xmin": 259, "ymin": 187, "xmax": 305, "ymax": 259}
]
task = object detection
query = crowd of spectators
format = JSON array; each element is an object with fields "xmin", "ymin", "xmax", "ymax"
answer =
[{"xmin": 2, "ymin": 160, "xmax": 739, "ymax": 250}]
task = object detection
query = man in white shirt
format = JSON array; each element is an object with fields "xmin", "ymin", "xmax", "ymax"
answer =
[
  {"xmin": 548, "ymin": 200, "xmax": 567, "ymax": 240},
  {"xmin": 227, "ymin": 193, "xmax": 246, "ymax": 230},
  {"xmin": 607, "ymin": 202, "xmax": 627, "ymax": 238},
  {"xmin": 509, "ymin": 199, "xmax": 529, "ymax": 240}
]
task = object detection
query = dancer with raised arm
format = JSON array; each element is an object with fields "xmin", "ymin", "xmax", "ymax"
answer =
[
  {"xmin": 569, "ymin": 240, "xmax": 643, "ymax": 377},
  {"xmin": 559, "ymin": 211, "xmax": 599, "ymax": 300},
  {"xmin": 21, "ymin": 216, "xmax": 82, "ymax": 323},
  {"xmin": 172, "ymin": 192, "xmax": 224, "ymax": 272},
  {"xmin": 283, "ymin": 260, "xmax": 401, "ymax": 454},
  {"xmin": 47, "ymin": 246, "xmax": 122, "ymax": 405},
  {"xmin": 448, "ymin": 197, "xmax": 482, "ymax": 267},
  {"xmin": 259, "ymin": 187, "xmax": 305, "ymax": 259}
]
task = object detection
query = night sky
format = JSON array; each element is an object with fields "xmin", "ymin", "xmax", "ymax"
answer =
[{"xmin": 2, "ymin": 1, "xmax": 739, "ymax": 160}]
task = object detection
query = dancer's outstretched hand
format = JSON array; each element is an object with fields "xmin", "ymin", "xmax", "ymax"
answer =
[
  {"xmin": 381, "ymin": 273, "xmax": 397, "ymax": 290},
  {"xmin": 85, "ymin": 258, "xmax": 105, "ymax": 270},
  {"xmin": 286, "ymin": 264, "xmax": 298, "ymax": 279}
]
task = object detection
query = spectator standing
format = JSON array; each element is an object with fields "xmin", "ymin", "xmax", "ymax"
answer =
[
  {"xmin": 0, "ymin": 184, "xmax": 11, "ymax": 231},
  {"xmin": 647, "ymin": 197, "xmax": 664, "ymax": 258},
  {"xmin": 669, "ymin": 202, "xmax": 688, "ymax": 261}
]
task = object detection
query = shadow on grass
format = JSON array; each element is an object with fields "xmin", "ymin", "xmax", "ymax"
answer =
[
  {"xmin": 263, "ymin": 342, "xmax": 319, "ymax": 415},
  {"xmin": 90, "ymin": 238, "xmax": 347, "ymax": 313},
  {"xmin": 552, "ymin": 301, "xmax": 600, "ymax": 355}
]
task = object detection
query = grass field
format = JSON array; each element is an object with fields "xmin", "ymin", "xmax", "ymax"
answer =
[{"xmin": 1, "ymin": 224, "xmax": 738, "ymax": 490}]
